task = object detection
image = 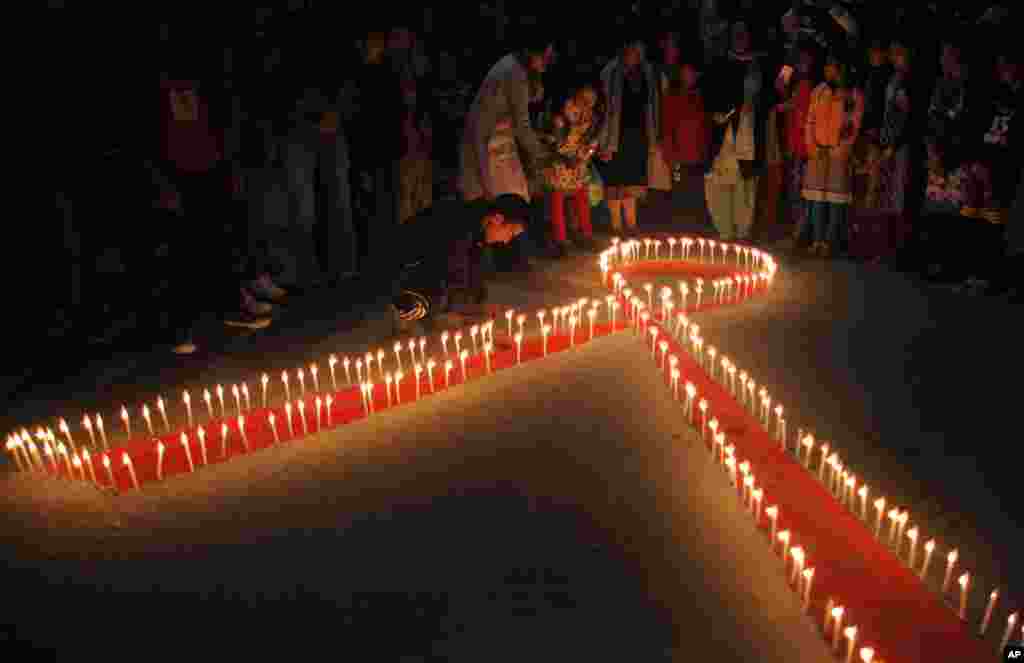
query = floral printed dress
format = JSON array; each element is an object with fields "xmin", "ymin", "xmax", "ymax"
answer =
[{"xmin": 539, "ymin": 112, "xmax": 598, "ymax": 192}]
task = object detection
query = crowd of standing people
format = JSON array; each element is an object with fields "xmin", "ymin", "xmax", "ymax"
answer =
[{"xmin": 48, "ymin": 1, "xmax": 1023, "ymax": 357}]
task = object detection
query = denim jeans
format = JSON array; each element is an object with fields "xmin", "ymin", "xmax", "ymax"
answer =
[
  {"xmin": 283, "ymin": 126, "xmax": 357, "ymax": 283},
  {"xmin": 808, "ymin": 200, "xmax": 849, "ymax": 248}
]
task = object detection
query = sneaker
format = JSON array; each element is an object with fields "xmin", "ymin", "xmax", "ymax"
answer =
[
  {"xmin": 172, "ymin": 341, "xmax": 198, "ymax": 355},
  {"xmin": 224, "ymin": 311, "xmax": 272, "ymax": 329},
  {"xmin": 241, "ymin": 289, "xmax": 274, "ymax": 316},
  {"xmin": 248, "ymin": 274, "xmax": 288, "ymax": 302}
]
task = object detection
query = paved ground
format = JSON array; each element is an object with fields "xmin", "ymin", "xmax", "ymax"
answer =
[{"xmin": 3, "ymin": 190, "xmax": 1022, "ymax": 656}]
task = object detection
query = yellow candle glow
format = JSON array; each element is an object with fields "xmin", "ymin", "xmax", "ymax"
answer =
[
  {"xmin": 859, "ymin": 647, "xmax": 874, "ymax": 663},
  {"xmin": 920, "ymin": 539, "xmax": 936, "ymax": 580},
  {"xmin": 942, "ymin": 549, "xmax": 958, "ymax": 594},
  {"xmin": 843, "ymin": 626, "xmax": 858, "ymax": 663},
  {"xmin": 156, "ymin": 441, "xmax": 166, "ymax": 480},
  {"xmin": 180, "ymin": 433, "xmax": 195, "ymax": 473},
  {"xmin": 122, "ymin": 452, "xmax": 139, "ymax": 490},
  {"xmin": 957, "ymin": 572, "xmax": 970, "ymax": 621}
]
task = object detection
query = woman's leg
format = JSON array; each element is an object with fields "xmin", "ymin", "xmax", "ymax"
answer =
[
  {"xmin": 607, "ymin": 187, "xmax": 624, "ymax": 231},
  {"xmin": 808, "ymin": 201, "xmax": 827, "ymax": 245},
  {"xmin": 825, "ymin": 202, "xmax": 849, "ymax": 253},
  {"xmin": 549, "ymin": 189, "xmax": 567, "ymax": 243},
  {"xmin": 622, "ymin": 193, "xmax": 638, "ymax": 231}
]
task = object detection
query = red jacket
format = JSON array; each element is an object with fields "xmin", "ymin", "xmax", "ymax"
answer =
[
  {"xmin": 661, "ymin": 90, "xmax": 710, "ymax": 165},
  {"xmin": 786, "ymin": 79, "xmax": 813, "ymax": 159}
]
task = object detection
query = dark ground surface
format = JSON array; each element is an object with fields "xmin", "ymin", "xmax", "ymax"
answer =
[{"xmin": 3, "ymin": 183, "xmax": 1022, "ymax": 658}]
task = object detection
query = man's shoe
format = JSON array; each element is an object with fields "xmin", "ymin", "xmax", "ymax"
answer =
[
  {"xmin": 248, "ymin": 274, "xmax": 288, "ymax": 302},
  {"xmin": 224, "ymin": 312, "xmax": 272, "ymax": 329}
]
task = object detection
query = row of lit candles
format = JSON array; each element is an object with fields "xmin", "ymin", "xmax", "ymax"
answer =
[
  {"xmin": 601, "ymin": 236, "xmax": 768, "ymax": 268},
  {"xmin": 621, "ymin": 266, "xmax": 887, "ymax": 663},
  {"xmin": 10, "ymin": 276, "xmax": 755, "ymax": 489},
  {"xmin": 611, "ymin": 254, "xmax": 1019, "ymax": 657}
]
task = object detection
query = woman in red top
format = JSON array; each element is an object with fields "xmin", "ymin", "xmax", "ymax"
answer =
[
  {"xmin": 661, "ymin": 58, "xmax": 711, "ymax": 178},
  {"xmin": 777, "ymin": 40, "xmax": 819, "ymax": 243}
]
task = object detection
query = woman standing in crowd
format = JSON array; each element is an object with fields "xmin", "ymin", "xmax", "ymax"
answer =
[
  {"xmin": 800, "ymin": 48, "xmax": 863, "ymax": 256},
  {"xmin": 596, "ymin": 34, "xmax": 668, "ymax": 236},
  {"xmin": 704, "ymin": 20, "xmax": 770, "ymax": 242},
  {"xmin": 660, "ymin": 54, "xmax": 711, "ymax": 190},
  {"xmin": 778, "ymin": 39, "xmax": 818, "ymax": 243}
]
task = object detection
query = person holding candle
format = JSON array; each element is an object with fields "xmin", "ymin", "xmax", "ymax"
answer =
[
  {"xmin": 536, "ymin": 82, "xmax": 604, "ymax": 256},
  {"xmin": 801, "ymin": 46, "xmax": 864, "ymax": 257},
  {"xmin": 390, "ymin": 194, "xmax": 528, "ymax": 336}
]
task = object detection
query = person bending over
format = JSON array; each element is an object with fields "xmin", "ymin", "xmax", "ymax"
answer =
[{"xmin": 391, "ymin": 194, "xmax": 528, "ymax": 335}]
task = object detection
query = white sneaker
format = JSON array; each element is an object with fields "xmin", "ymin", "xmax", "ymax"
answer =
[{"xmin": 248, "ymin": 274, "xmax": 288, "ymax": 302}]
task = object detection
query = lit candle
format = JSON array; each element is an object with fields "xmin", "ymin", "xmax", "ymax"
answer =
[
  {"xmin": 790, "ymin": 546, "xmax": 805, "ymax": 585},
  {"xmin": 454, "ymin": 331, "xmax": 463, "ymax": 358},
  {"xmin": 385, "ymin": 373, "xmax": 394, "ymax": 406},
  {"xmin": 359, "ymin": 384, "xmax": 370, "ymax": 416},
  {"xmin": 777, "ymin": 529, "xmax": 791, "ymax": 560},
  {"xmin": 649, "ymin": 326, "xmax": 659, "ymax": 357},
  {"xmin": 766, "ymin": 505, "xmax": 779, "ymax": 541},
  {"xmin": 857, "ymin": 485, "xmax": 869, "ymax": 520},
  {"xmin": 644, "ymin": 238, "xmax": 651, "ymax": 259},
  {"xmin": 802, "ymin": 568, "xmax": 815, "ymax": 611},
  {"xmin": 232, "ymin": 384, "xmax": 242, "ymax": 416},
  {"xmin": 217, "ymin": 384, "xmax": 226, "ymax": 418},
  {"xmin": 685, "ymin": 383, "xmax": 697, "ymax": 421},
  {"xmin": 83, "ymin": 415, "xmax": 97, "ymax": 448},
  {"xmin": 394, "ymin": 371, "xmax": 404, "ymax": 404},
  {"xmin": 942, "ymin": 549, "xmax": 959, "ymax": 594},
  {"xmin": 714, "ymin": 431, "xmax": 725, "ymax": 464},
  {"xmin": 844, "ymin": 475, "xmax": 856, "ymax": 510},
  {"xmin": 120, "ymin": 405, "xmax": 131, "ymax": 439},
  {"xmin": 906, "ymin": 526, "xmax": 919, "ymax": 569},
  {"xmin": 536, "ymin": 310, "xmax": 545, "ymax": 335},
  {"xmin": 365, "ymin": 382, "xmax": 375, "ymax": 413},
  {"xmin": 819, "ymin": 443, "xmax": 830, "ymax": 481},
  {"xmin": 920, "ymin": 539, "xmax": 936, "ymax": 580},
  {"xmin": 96, "ymin": 414, "xmax": 109, "ymax": 450},
  {"xmin": 708, "ymin": 240, "xmax": 717, "ymax": 263},
  {"xmin": 440, "ymin": 331, "xmax": 451, "ymax": 358},
  {"xmin": 329, "ymin": 355, "xmax": 339, "ymax": 391},
  {"xmin": 325, "ymin": 395, "xmax": 333, "ymax": 427},
  {"xmin": 843, "ymin": 626, "xmax": 858, "ymax": 663},
  {"xmin": 360, "ymin": 355, "xmax": 370, "ymax": 387},
  {"xmin": 671, "ymin": 368, "xmax": 681, "ymax": 400},
  {"xmin": 653, "ymin": 239, "xmax": 661, "ymax": 259},
  {"xmin": 56, "ymin": 419, "xmax": 78, "ymax": 458},
  {"xmin": 58, "ymin": 442, "xmax": 73, "ymax": 476},
  {"xmin": 269, "ymin": 413, "xmax": 279, "ymax": 444},
  {"xmin": 427, "ymin": 359, "xmax": 436, "ymax": 393},
  {"xmin": 643, "ymin": 283, "xmax": 653, "ymax": 311},
  {"xmin": 82, "ymin": 447, "xmax": 96, "ymax": 484},
  {"xmin": 897, "ymin": 510, "xmax": 909, "ymax": 548},
  {"xmin": 141, "ymin": 405, "xmax": 154, "ymax": 437},
  {"xmin": 873, "ymin": 497, "xmax": 886, "ymax": 539},
  {"xmin": 180, "ymin": 433, "xmax": 195, "ymax": 473},
  {"xmin": 241, "ymin": 383, "xmax": 251, "ymax": 411},
  {"xmin": 355, "ymin": 359, "xmax": 363, "ymax": 385},
  {"xmin": 344, "ymin": 356, "xmax": 353, "ymax": 385},
  {"xmin": 238, "ymin": 415, "xmax": 249, "ymax": 451},
  {"xmin": 204, "ymin": 388, "xmax": 214, "ymax": 420},
  {"xmin": 699, "ymin": 399, "xmax": 708, "ymax": 437},
  {"xmin": 198, "ymin": 426, "xmax": 208, "ymax": 465},
  {"xmin": 102, "ymin": 453, "xmax": 114, "ymax": 487},
  {"xmin": 743, "ymin": 475, "xmax": 755, "ymax": 509},
  {"xmin": 611, "ymin": 301, "xmax": 620, "ymax": 330},
  {"xmin": 469, "ymin": 326, "xmax": 479, "ymax": 354},
  {"xmin": 999, "ymin": 613, "xmax": 1019, "ymax": 653},
  {"xmin": 5, "ymin": 438, "xmax": 24, "ymax": 472},
  {"xmin": 484, "ymin": 342, "xmax": 493, "ymax": 373},
  {"xmin": 831, "ymin": 607, "xmax": 845, "ymax": 652},
  {"xmin": 123, "ymin": 452, "xmax": 139, "ymax": 490},
  {"xmin": 859, "ymin": 647, "xmax": 873, "ymax": 663},
  {"xmin": 542, "ymin": 325, "xmax": 551, "ymax": 356},
  {"xmin": 311, "ymin": 363, "xmax": 320, "ymax": 393},
  {"xmin": 979, "ymin": 588, "xmax": 999, "ymax": 636},
  {"xmin": 517, "ymin": 314, "xmax": 526, "ymax": 338},
  {"xmin": 156, "ymin": 440, "xmax": 166, "ymax": 480},
  {"xmin": 752, "ymin": 487, "xmax": 764, "ymax": 523},
  {"xmin": 887, "ymin": 508, "xmax": 900, "ymax": 547},
  {"xmin": 802, "ymin": 434, "xmax": 814, "ymax": 468},
  {"xmin": 285, "ymin": 402, "xmax": 295, "ymax": 437},
  {"xmin": 261, "ymin": 373, "xmax": 269, "ymax": 409},
  {"xmin": 377, "ymin": 350, "xmax": 386, "ymax": 380},
  {"xmin": 298, "ymin": 399, "xmax": 308, "ymax": 435},
  {"xmin": 506, "ymin": 310, "xmax": 514, "ymax": 337},
  {"xmin": 419, "ymin": 337, "xmax": 427, "ymax": 365},
  {"xmin": 588, "ymin": 308, "xmax": 597, "ymax": 341},
  {"xmin": 460, "ymin": 349, "xmax": 470, "ymax": 382},
  {"xmin": 569, "ymin": 315, "xmax": 577, "ymax": 348},
  {"xmin": 414, "ymin": 364, "xmax": 423, "ymax": 400},
  {"xmin": 958, "ymin": 572, "xmax": 970, "ymax": 621},
  {"xmin": 444, "ymin": 361, "xmax": 453, "ymax": 389}
]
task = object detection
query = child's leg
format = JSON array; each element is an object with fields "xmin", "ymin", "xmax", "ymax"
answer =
[
  {"xmin": 549, "ymin": 189, "xmax": 567, "ymax": 243},
  {"xmin": 573, "ymin": 187, "xmax": 593, "ymax": 237}
]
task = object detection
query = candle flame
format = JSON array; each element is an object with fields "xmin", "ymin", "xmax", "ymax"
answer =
[
  {"xmin": 844, "ymin": 626, "xmax": 857, "ymax": 639},
  {"xmin": 959, "ymin": 572, "xmax": 969, "ymax": 588},
  {"xmin": 924, "ymin": 539, "xmax": 936, "ymax": 553},
  {"xmin": 948, "ymin": 549, "xmax": 958, "ymax": 563},
  {"xmin": 859, "ymin": 647, "xmax": 874, "ymax": 663},
  {"xmin": 831, "ymin": 606, "xmax": 845, "ymax": 619},
  {"xmin": 778, "ymin": 530, "xmax": 790, "ymax": 543},
  {"xmin": 765, "ymin": 506, "xmax": 778, "ymax": 519},
  {"xmin": 121, "ymin": 452, "xmax": 131, "ymax": 466}
]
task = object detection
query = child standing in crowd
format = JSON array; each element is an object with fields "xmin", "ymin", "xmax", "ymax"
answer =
[
  {"xmin": 538, "ymin": 84, "xmax": 602, "ymax": 253},
  {"xmin": 801, "ymin": 49, "xmax": 863, "ymax": 257},
  {"xmin": 661, "ymin": 58, "xmax": 711, "ymax": 186}
]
